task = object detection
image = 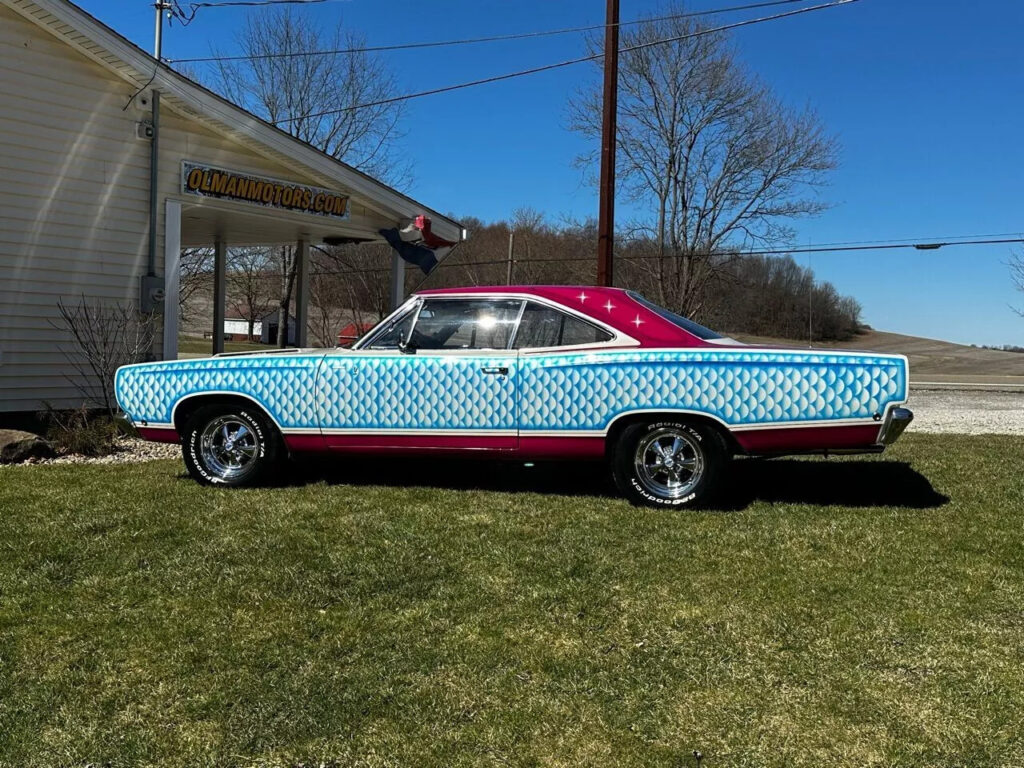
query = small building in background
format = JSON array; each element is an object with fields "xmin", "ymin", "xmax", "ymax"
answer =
[
  {"xmin": 337, "ymin": 321, "xmax": 376, "ymax": 347},
  {"xmin": 259, "ymin": 311, "xmax": 297, "ymax": 346},
  {"xmin": 223, "ymin": 315, "xmax": 262, "ymax": 342}
]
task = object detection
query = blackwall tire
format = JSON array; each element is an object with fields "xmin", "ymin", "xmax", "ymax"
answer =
[
  {"xmin": 612, "ymin": 420, "xmax": 726, "ymax": 509},
  {"xmin": 182, "ymin": 404, "xmax": 281, "ymax": 487}
]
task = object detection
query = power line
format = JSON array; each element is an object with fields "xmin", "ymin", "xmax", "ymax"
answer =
[
  {"xmin": 310, "ymin": 236, "xmax": 1024, "ymax": 278},
  {"xmin": 191, "ymin": 0, "xmax": 328, "ymax": 4},
  {"xmin": 755, "ymin": 231, "xmax": 1024, "ymax": 249},
  {"xmin": 170, "ymin": 0, "xmax": 338, "ymax": 25},
  {"xmin": 276, "ymin": 0, "xmax": 859, "ymax": 123},
  {"xmin": 169, "ymin": 0, "xmax": 814, "ymax": 63}
]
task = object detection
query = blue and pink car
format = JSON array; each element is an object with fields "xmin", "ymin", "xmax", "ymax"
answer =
[{"xmin": 116, "ymin": 286, "xmax": 912, "ymax": 507}]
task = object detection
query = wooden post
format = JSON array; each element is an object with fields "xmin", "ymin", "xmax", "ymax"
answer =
[
  {"xmin": 389, "ymin": 250, "xmax": 406, "ymax": 311},
  {"xmin": 212, "ymin": 239, "xmax": 226, "ymax": 355},
  {"xmin": 596, "ymin": 0, "xmax": 620, "ymax": 287},
  {"xmin": 161, "ymin": 200, "xmax": 181, "ymax": 361},
  {"xmin": 294, "ymin": 238, "xmax": 310, "ymax": 347},
  {"xmin": 506, "ymin": 230, "xmax": 515, "ymax": 285}
]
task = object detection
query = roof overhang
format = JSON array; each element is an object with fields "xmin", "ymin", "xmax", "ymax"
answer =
[{"xmin": 1, "ymin": 0, "xmax": 464, "ymax": 245}]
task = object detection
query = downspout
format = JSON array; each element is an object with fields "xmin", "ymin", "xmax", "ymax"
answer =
[
  {"xmin": 147, "ymin": 89, "xmax": 160, "ymax": 280},
  {"xmin": 148, "ymin": 0, "xmax": 164, "ymax": 281},
  {"xmin": 140, "ymin": 3, "xmax": 167, "ymax": 325}
]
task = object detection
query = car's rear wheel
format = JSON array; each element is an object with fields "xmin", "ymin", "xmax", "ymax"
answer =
[
  {"xmin": 612, "ymin": 420, "xmax": 726, "ymax": 508},
  {"xmin": 182, "ymin": 404, "xmax": 281, "ymax": 487}
]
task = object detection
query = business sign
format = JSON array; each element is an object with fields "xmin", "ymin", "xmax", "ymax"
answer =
[{"xmin": 181, "ymin": 161, "xmax": 350, "ymax": 219}]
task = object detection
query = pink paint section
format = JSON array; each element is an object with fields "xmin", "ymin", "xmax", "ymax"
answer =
[
  {"xmin": 734, "ymin": 424, "xmax": 881, "ymax": 454},
  {"xmin": 137, "ymin": 427, "xmax": 180, "ymax": 444},
  {"xmin": 416, "ymin": 285, "xmax": 707, "ymax": 348},
  {"xmin": 283, "ymin": 434, "xmax": 326, "ymax": 452},
  {"xmin": 146, "ymin": 422, "xmax": 885, "ymax": 459},
  {"xmin": 517, "ymin": 435, "xmax": 605, "ymax": 460}
]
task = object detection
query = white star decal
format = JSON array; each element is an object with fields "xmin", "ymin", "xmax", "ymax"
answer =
[
  {"xmin": 632, "ymin": 314, "xmax": 645, "ymax": 328},
  {"xmin": 577, "ymin": 292, "xmax": 588, "ymax": 303},
  {"xmin": 603, "ymin": 300, "xmax": 615, "ymax": 312}
]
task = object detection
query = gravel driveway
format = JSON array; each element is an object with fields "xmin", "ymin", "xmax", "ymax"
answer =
[{"xmin": 907, "ymin": 387, "xmax": 1024, "ymax": 436}]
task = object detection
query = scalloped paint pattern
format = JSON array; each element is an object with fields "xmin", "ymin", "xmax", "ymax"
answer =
[{"xmin": 115, "ymin": 349, "xmax": 907, "ymax": 433}]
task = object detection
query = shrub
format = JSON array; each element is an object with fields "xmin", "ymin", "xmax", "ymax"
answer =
[{"xmin": 39, "ymin": 407, "xmax": 125, "ymax": 457}]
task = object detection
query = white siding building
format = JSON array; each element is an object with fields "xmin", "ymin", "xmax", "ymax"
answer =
[{"xmin": 0, "ymin": 0, "xmax": 462, "ymax": 414}]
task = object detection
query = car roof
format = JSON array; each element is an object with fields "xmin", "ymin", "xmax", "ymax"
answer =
[{"xmin": 413, "ymin": 285, "xmax": 710, "ymax": 348}]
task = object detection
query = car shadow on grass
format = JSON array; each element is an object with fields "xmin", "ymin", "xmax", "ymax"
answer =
[
  {"xmin": 715, "ymin": 458, "xmax": 949, "ymax": 510},
  {"xmin": 280, "ymin": 455, "xmax": 948, "ymax": 511}
]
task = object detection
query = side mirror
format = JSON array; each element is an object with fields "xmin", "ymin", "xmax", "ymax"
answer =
[{"xmin": 398, "ymin": 339, "xmax": 417, "ymax": 355}]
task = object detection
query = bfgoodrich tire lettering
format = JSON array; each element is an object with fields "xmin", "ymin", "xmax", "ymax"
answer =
[
  {"xmin": 182, "ymin": 404, "xmax": 281, "ymax": 487},
  {"xmin": 612, "ymin": 420, "xmax": 727, "ymax": 509}
]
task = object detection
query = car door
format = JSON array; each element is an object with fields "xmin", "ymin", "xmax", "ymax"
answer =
[{"xmin": 317, "ymin": 297, "xmax": 522, "ymax": 451}]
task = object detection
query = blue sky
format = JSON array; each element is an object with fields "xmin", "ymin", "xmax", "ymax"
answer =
[{"xmin": 79, "ymin": 0, "xmax": 1024, "ymax": 345}]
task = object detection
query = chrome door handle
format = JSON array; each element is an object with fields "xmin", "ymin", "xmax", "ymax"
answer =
[{"xmin": 481, "ymin": 366, "xmax": 509, "ymax": 375}]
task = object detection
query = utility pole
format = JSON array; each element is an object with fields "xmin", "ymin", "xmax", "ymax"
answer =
[
  {"xmin": 506, "ymin": 229, "xmax": 515, "ymax": 285},
  {"xmin": 596, "ymin": 0, "xmax": 619, "ymax": 287},
  {"xmin": 153, "ymin": 0, "xmax": 167, "ymax": 60}
]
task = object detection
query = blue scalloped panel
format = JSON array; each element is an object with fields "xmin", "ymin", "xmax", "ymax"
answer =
[
  {"xmin": 115, "ymin": 354, "xmax": 323, "ymax": 428},
  {"xmin": 518, "ymin": 350, "xmax": 906, "ymax": 430},
  {"xmin": 115, "ymin": 349, "xmax": 907, "ymax": 432},
  {"xmin": 315, "ymin": 355, "xmax": 518, "ymax": 430}
]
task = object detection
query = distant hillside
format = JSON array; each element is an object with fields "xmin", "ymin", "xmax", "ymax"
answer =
[{"xmin": 735, "ymin": 329, "xmax": 1024, "ymax": 381}]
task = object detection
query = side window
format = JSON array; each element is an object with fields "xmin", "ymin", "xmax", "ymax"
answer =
[
  {"xmin": 361, "ymin": 307, "xmax": 416, "ymax": 349},
  {"xmin": 410, "ymin": 299, "xmax": 522, "ymax": 350},
  {"xmin": 513, "ymin": 302, "xmax": 614, "ymax": 349}
]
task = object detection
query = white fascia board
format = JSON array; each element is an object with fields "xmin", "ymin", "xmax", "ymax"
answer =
[{"xmin": 2, "ymin": 0, "xmax": 464, "ymax": 244}]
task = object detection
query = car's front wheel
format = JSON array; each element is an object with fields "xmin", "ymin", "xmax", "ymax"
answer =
[
  {"xmin": 182, "ymin": 404, "xmax": 281, "ymax": 487},
  {"xmin": 612, "ymin": 420, "xmax": 726, "ymax": 508}
]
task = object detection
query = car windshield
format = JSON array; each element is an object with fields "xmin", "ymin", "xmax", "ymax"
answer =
[
  {"xmin": 626, "ymin": 292, "xmax": 724, "ymax": 340},
  {"xmin": 355, "ymin": 307, "xmax": 416, "ymax": 349}
]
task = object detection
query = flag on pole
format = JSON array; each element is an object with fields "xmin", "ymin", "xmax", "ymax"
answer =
[{"xmin": 379, "ymin": 216, "xmax": 456, "ymax": 274}]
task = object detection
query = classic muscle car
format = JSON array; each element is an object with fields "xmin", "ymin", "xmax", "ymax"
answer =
[{"xmin": 116, "ymin": 286, "xmax": 913, "ymax": 507}]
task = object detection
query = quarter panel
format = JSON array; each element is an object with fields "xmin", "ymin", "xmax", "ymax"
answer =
[
  {"xmin": 115, "ymin": 354, "xmax": 323, "ymax": 428},
  {"xmin": 518, "ymin": 349, "xmax": 908, "ymax": 433}
]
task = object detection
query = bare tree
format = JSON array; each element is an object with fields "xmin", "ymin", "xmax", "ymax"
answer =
[
  {"xmin": 569, "ymin": 4, "xmax": 837, "ymax": 318},
  {"xmin": 179, "ymin": 247, "xmax": 213, "ymax": 324},
  {"xmin": 52, "ymin": 297, "xmax": 157, "ymax": 417},
  {"xmin": 308, "ymin": 243, "xmax": 392, "ymax": 344},
  {"xmin": 227, "ymin": 248, "xmax": 276, "ymax": 340},
  {"xmin": 207, "ymin": 7, "xmax": 409, "ymax": 345},
  {"xmin": 210, "ymin": 7, "xmax": 408, "ymax": 185},
  {"xmin": 274, "ymin": 245, "xmax": 299, "ymax": 347}
]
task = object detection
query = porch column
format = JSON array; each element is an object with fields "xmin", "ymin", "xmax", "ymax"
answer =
[
  {"xmin": 389, "ymin": 251, "xmax": 406, "ymax": 311},
  {"xmin": 212, "ymin": 239, "xmax": 226, "ymax": 355},
  {"xmin": 294, "ymin": 238, "xmax": 310, "ymax": 347},
  {"xmin": 161, "ymin": 199, "xmax": 182, "ymax": 361}
]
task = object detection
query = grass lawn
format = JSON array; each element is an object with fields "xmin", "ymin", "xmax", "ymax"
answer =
[{"xmin": 1, "ymin": 433, "xmax": 1022, "ymax": 767}]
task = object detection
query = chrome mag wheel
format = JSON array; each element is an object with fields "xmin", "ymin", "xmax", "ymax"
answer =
[
  {"xmin": 200, "ymin": 415, "xmax": 261, "ymax": 480},
  {"xmin": 633, "ymin": 427, "xmax": 705, "ymax": 500}
]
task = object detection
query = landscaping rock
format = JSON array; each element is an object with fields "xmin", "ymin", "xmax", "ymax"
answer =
[{"xmin": 0, "ymin": 429, "xmax": 55, "ymax": 464}]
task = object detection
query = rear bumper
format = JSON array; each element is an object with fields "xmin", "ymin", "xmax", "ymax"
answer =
[{"xmin": 878, "ymin": 407, "xmax": 914, "ymax": 445}]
